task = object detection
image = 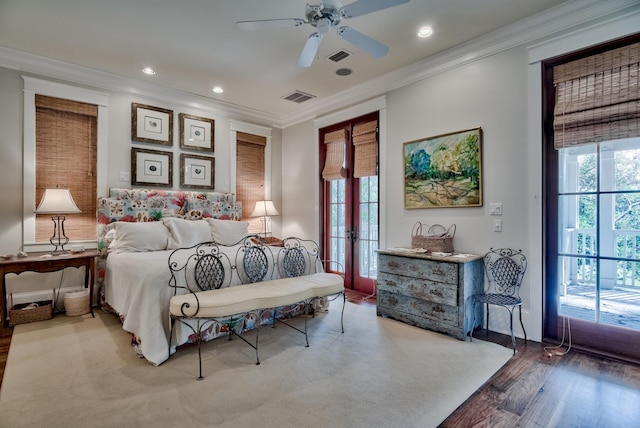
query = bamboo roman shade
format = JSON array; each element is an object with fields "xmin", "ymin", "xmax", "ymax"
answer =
[
  {"xmin": 352, "ymin": 119, "xmax": 378, "ymax": 178},
  {"xmin": 236, "ymin": 131, "xmax": 266, "ymax": 226},
  {"xmin": 553, "ymin": 42, "xmax": 640, "ymax": 148},
  {"xmin": 35, "ymin": 94, "xmax": 97, "ymax": 241},
  {"xmin": 322, "ymin": 129, "xmax": 347, "ymax": 181}
]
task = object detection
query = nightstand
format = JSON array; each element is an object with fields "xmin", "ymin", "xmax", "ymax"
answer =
[{"xmin": 0, "ymin": 250, "xmax": 99, "ymax": 327}]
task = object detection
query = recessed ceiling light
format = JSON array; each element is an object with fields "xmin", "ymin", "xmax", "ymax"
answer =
[
  {"xmin": 417, "ymin": 26, "xmax": 434, "ymax": 38},
  {"xmin": 212, "ymin": 86, "xmax": 224, "ymax": 94},
  {"xmin": 141, "ymin": 67, "xmax": 156, "ymax": 75}
]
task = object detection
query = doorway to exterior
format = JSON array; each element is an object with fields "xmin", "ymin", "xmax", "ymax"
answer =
[
  {"xmin": 319, "ymin": 112, "xmax": 379, "ymax": 296},
  {"xmin": 543, "ymin": 36, "xmax": 640, "ymax": 362}
]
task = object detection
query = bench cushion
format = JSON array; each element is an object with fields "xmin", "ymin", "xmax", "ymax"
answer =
[{"xmin": 170, "ymin": 272, "xmax": 344, "ymax": 318}]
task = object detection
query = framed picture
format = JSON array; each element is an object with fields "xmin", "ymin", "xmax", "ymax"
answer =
[
  {"xmin": 179, "ymin": 113, "xmax": 214, "ymax": 152},
  {"xmin": 180, "ymin": 153, "xmax": 214, "ymax": 190},
  {"xmin": 404, "ymin": 127, "xmax": 483, "ymax": 209},
  {"xmin": 131, "ymin": 103, "xmax": 173, "ymax": 145},
  {"xmin": 131, "ymin": 148, "xmax": 173, "ymax": 187}
]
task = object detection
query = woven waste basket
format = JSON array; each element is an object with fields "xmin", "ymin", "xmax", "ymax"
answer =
[{"xmin": 64, "ymin": 289, "xmax": 90, "ymax": 317}]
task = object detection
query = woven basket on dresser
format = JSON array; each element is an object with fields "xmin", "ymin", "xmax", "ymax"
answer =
[
  {"xmin": 64, "ymin": 289, "xmax": 90, "ymax": 317},
  {"xmin": 411, "ymin": 222, "xmax": 456, "ymax": 253}
]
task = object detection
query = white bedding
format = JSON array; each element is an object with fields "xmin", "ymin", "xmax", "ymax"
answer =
[
  {"xmin": 105, "ymin": 250, "xmax": 180, "ymax": 365},
  {"xmin": 104, "ymin": 244, "xmax": 326, "ymax": 366}
]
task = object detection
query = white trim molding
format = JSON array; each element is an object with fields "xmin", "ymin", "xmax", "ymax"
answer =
[{"xmin": 22, "ymin": 76, "xmax": 109, "ymax": 251}]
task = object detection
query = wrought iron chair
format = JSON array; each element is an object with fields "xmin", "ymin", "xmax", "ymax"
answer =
[{"xmin": 472, "ymin": 248, "xmax": 527, "ymax": 354}]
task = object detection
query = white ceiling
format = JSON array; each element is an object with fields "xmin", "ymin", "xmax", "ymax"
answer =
[{"xmin": 0, "ymin": 0, "xmax": 571, "ymax": 123}]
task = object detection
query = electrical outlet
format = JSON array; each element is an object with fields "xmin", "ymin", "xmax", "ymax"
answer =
[
  {"xmin": 493, "ymin": 219, "xmax": 502, "ymax": 232},
  {"xmin": 119, "ymin": 172, "xmax": 129, "ymax": 182}
]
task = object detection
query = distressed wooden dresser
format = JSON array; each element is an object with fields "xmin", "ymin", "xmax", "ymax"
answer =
[{"xmin": 376, "ymin": 249, "xmax": 484, "ymax": 341}]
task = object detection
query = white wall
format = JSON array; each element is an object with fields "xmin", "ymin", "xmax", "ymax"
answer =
[
  {"xmin": 0, "ymin": 69, "xmax": 281, "ymax": 298},
  {"xmin": 0, "ymin": 68, "xmax": 25, "ymax": 255},
  {"xmin": 281, "ymin": 120, "xmax": 317, "ymax": 240},
  {"xmin": 281, "ymin": 14, "xmax": 640, "ymax": 342},
  {"xmin": 1, "ymin": 1, "xmax": 637, "ymax": 337}
]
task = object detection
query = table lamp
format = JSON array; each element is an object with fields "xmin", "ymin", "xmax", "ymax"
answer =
[
  {"xmin": 250, "ymin": 200, "xmax": 279, "ymax": 237},
  {"xmin": 35, "ymin": 188, "xmax": 81, "ymax": 253}
]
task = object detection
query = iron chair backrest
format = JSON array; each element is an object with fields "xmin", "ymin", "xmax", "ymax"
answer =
[
  {"xmin": 168, "ymin": 236, "xmax": 325, "ymax": 296},
  {"xmin": 278, "ymin": 237, "xmax": 322, "ymax": 278},
  {"xmin": 168, "ymin": 236, "xmax": 277, "ymax": 295},
  {"xmin": 483, "ymin": 248, "xmax": 527, "ymax": 298}
]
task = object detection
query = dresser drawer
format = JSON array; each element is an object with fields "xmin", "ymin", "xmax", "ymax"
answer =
[
  {"xmin": 378, "ymin": 255, "xmax": 458, "ymax": 285},
  {"xmin": 377, "ymin": 272, "xmax": 458, "ymax": 306},
  {"xmin": 377, "ymin": 290, "xmax": 459, "ymax": 327}
]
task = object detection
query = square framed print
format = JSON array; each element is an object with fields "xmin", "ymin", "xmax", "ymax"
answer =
[
  {"xmin": 131, "ymin": 147, "xmax": 173, "ymax": 187},
  {"xmin": 180, "ymin": 153, "xmax": 214, "ymax": 190},
  {"xmin": 179, "ymin": 113, "xmax": 214, "ymax": 152},
  {"xmin": 131, "ymin": 103, "xmax": 173, "ymax": 145},
  {"xmin": 403, "ymin": 127, "xmax": 483, "ymax": 209}
]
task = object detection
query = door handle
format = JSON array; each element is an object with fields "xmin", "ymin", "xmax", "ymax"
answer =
[{"xmin": 346, "ymin": 226, "xmax": 358, "ymax": 243}]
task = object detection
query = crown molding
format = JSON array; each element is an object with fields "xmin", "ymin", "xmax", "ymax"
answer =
[
  {"xmin": 0, "ymin": 45, "xmax": 284, "ymax": 128},
  {"xmin": 0, "ymin": 0, "xmax": 637, "ymax": 130},
  {"xmin": 279, "ymin": 0, "xmax": 640, "ymax": 128}
]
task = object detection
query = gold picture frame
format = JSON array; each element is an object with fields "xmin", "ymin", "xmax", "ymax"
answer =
[
  {"xmin": 179, "ymin": 113, "xmax": 214, "ymax": 152},
  {"xmin": 131, "ymin": 103, "xmax": 173, "ymax": 145},
  {"xmin": 404, "ymin": 127, "xmax": 483, "ymax": 208}
]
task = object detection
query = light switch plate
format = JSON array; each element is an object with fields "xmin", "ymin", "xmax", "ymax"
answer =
[{"xmin": 490, "ymin": 203, "xmax": 503, "ymax": 215}]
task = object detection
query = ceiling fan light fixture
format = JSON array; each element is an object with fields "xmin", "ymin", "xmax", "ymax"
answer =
[
  {"xmin": 237, "ymin": 0, "xmax": 408, "ymax": 67},
  {"xmin": 417, "ymin": 26, "xmax": 434, "ymax": 38}
]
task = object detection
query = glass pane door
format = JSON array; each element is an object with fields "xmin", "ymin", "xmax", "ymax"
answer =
[{"xmin": 558, "ymin": 138, "xmax": 640, "ymax": 331}]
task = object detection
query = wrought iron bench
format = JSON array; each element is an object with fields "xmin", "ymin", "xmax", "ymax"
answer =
[{"xmin": 167, "ymin": 236, "xmax": 345, "ymax": 379}]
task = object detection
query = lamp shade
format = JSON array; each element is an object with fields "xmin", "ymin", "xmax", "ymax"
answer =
[
  {"xmin": 35, "ymin": 188, "xmax": 82, "ymax": 214},
  {"xmin": 250, "ymin": 200, "xmax": 279, "ymax": 217}
]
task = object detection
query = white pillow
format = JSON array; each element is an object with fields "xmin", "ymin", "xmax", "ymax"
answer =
[
  {"xmin": 163, "ymin": 218, "xmax": 212, "ymax": 249},
  {"xmin": 206, "ymin": 218, "xmax": 249, "ymax": 245},
  {"xmin": 113, "ymin": 221, "xmax": 169, "ymax": 253}
]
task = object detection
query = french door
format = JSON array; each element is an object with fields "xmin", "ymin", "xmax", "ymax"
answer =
[
  {"xmin": 320, "ymin": 113, "xmax": 379, "ymax": 295},
  {"xmin": 543, "ymin": 36, "xmax": 640, "ymax": 362}
]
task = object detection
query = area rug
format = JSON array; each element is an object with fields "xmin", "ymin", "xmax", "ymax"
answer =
[{"xmin": 0, "ymin": 301, "xmax": 512, "ymax": 428}]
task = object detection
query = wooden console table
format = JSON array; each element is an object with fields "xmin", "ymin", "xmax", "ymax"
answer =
[
  {"xmin": 0, "ymin": 250, "xmax": 99, "ymax": 327},
  {"xmin": 376, "ymin": 249, "xmax": 484, "ymax": 341}
]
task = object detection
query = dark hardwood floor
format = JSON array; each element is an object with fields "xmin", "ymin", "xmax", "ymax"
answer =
[
  {"xmin": 0, "ymin": 325, "xmax": 12, "ymax": 388},
  {"xmin": 2, "ymin": 295, "xmax": 640, "ymax": 427},
  {"xmin": 345, "ymin": 290, "xmax": 640, "ymax": 428}
]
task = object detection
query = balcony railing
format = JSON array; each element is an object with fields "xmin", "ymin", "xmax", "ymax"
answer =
[{"xmin": 564, "ymin": 228, "xmax": 640, "ymax": 288}]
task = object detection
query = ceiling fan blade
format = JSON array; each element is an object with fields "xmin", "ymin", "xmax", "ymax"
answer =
[
  {"xmin": 236, "ymin": 18, "xmax": 305, "ymax": 31},
  {"xmin": 296, "ymin": 33, "xmax": 323, "ymax": 68},
  {"xmin": 337, "ymin": 26, "xmax": 388, "ymax": 58},
  {"xmin": 341, "ymin": 0, "xmax": 410, "ymax": 18}
]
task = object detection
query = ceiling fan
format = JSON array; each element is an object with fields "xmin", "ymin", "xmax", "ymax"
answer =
[{"xmin": 236, "ymin": 0, "xmax": 410, "ymax": 68}]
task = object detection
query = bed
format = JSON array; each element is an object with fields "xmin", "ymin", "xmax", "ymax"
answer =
[{"xmin": 96, "ymin": 188, "xmax": 315, "ymax": 366}]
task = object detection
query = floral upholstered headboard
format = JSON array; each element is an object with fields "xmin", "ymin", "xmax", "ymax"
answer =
[{"xmin": 96, "ymin": 187, "xmax": 242, "ymax": 245}]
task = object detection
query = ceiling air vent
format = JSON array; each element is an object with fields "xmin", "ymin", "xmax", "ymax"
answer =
[
  {"xmin": 328, "ymin": 50, "xmax": 351, "ymax": 62},
  {"xmin": 282, "ymin": 90, "xmax": 316, "ymax": 104}
]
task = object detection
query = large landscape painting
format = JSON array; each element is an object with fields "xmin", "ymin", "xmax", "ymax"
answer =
[{"xmin": 404, "ymin": 128, "xmax": 483, "ymax": 208}]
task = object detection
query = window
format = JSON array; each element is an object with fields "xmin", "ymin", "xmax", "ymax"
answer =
[
  {"xmin": 236, "ymin": 131, "xmax": 266, "ymax": 232},
  {"xmin": 35, "ymin": 95, "xmax": 97, "ymax": 242},
  {"xmin": 543, "ymin": 36, "xmax": 640, "ymax": 360},
  {"xmin": 23, "ymin": 77, "xmax": 108, "ymax": 250}
]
